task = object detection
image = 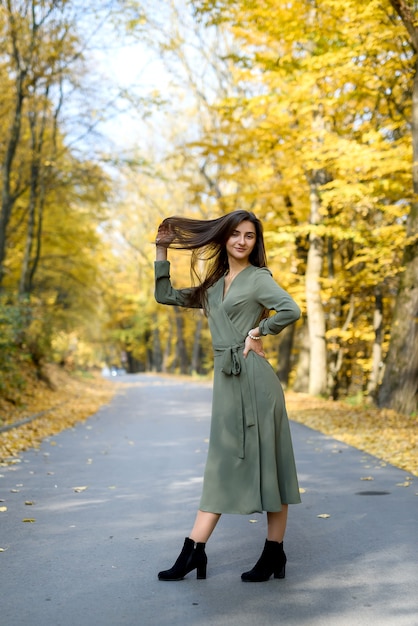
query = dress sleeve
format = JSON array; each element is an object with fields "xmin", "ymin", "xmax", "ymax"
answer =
[
  {"xmin": 254, "ymin": 267, "xmax": 301, "ymax": 336},
  {"xmin": 154, "ymin": 260, "xmax": 202, "ymax": 308}
]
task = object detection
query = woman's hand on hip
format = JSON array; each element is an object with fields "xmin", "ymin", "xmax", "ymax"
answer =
[{"xmin": 243, "ymin": 334, "xmax": 265, "ymax": 359}]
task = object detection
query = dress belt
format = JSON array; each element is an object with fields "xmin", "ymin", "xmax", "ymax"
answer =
[{"xmin": 213, "ymin": 343, "xmax": 256, "ymax": 459}]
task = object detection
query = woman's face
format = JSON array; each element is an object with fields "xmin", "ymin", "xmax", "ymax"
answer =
[{"xmin": 226, "ymin": 220, "xmax": 257, "ymax": 263}]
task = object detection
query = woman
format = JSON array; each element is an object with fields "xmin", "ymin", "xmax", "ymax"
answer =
[{"xmin": 154, "ymin": 210, "xmax": 301, "ymax": 582}]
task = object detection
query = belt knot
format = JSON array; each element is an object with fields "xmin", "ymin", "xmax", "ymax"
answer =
[{"xmin": 219, "ymin": 344, "xmax": 242, "ymax": 376}]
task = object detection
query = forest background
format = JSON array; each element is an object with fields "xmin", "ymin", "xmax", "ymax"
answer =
[{"xmin": 0, "ymin": 1, "xmax": 417, "ymax": 471}]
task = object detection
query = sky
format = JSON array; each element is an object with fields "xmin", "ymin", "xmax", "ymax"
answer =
[
  {"xmin": 93, "ymin": 41, "xmax": 169, "ymax": 151},
  {"xmin": 89, "ymin": 0, "xmax": 225, "ymax": 159}
]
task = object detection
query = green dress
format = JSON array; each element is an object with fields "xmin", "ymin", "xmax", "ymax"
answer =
[{"xmin": 155, "ymin": 260, "xmax": 301, "ymax": 515}]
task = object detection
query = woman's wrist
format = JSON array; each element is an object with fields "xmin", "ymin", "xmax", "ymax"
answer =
[
  {"xmin": 247, "ymin": 329, "xmax": 261, "ymax": 340},
  {"xmin": 155, "ymin": 245, "xmax": 168, "ymax": 261}
]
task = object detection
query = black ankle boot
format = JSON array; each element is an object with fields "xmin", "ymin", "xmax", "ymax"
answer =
[
  {"xmin": 158, "ymin": 537, "xmax": 207, "ymax": 581},
  {"xmin": 241, "ymin": 539, "xmax": 287, "ymax": 582}
]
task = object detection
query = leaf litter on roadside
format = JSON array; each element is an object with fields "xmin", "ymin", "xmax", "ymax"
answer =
[
  {"xmin": 286, "ymin": 392, "xmax": 417, "ymax": 477},
  {"xmin": 0, "ymin": 365, "xmax": 115, "ymax": 463}
]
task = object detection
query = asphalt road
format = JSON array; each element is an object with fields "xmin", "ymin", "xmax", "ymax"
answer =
[{"xmin": 1, "ymin": 374, "xmax": 417, "ymax": 626}]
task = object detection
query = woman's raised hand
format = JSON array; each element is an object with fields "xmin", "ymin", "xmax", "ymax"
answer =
[{"xmin": 155, "ymin": 221, "xmax": 176, "ymax": 247}]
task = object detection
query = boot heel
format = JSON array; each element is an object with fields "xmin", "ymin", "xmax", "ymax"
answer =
[
  {"xmin": 274, "ymin": 564, "xmax": 286, "ymax": 579},
  {"xmin": 196, "ymin": 564, "xmax": 207, "ymax": 579}
]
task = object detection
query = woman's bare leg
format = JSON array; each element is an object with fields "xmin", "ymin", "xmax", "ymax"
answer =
[
  {"xmin": 189, "ymin": 510, "xmax": 221, "ymax": 543},
  {"xmin": 267, "ymin": 505, "xmax": 288, "ymax": 542}
]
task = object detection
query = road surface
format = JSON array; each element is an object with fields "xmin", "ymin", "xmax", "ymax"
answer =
[{"xmin": 1, "ymin": 374, "xmax": 417, "ymax": 626}]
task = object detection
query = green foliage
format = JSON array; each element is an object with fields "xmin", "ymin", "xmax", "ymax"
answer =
[{"xmin": 0, "ymin": 298, "xmax": 31, "ymax": 396}]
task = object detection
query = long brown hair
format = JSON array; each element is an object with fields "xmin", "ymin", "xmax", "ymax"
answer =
[{"xmin": 161, "ymin": 210, "xmax": 267, "ymax": 308}]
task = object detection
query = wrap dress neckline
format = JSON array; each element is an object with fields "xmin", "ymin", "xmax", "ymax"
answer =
[{"xmin": 222, "ymin": 264, "xmax": 253, "ymax": 300}]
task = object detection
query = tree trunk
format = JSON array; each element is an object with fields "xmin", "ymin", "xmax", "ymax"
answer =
[
  {"xmin": 162, "ymin": 317, "xmax": 172, "ymax": 373},
  {"xmin": 328, "ymin": 295, "xmax": 355, "ymax": 401},
  {"xmin": 152, "ymin": 327, "xmax": 163, "ymax": 372},
  {"xmin": 293, "ymin": 320, "xmax": 310, "ymax": 393},
  {"xmin": 0, "ymin": 70, "xmax": 25, "ymax": 288},
  {"xmin": 378, "ymin": 49, "xmax": 418, "ymax": 414},
  {"xmin": 191, "ymin": 314, "xmax": 204, "ymax": 374},
  {"xmin": 276, "ymin": 323, "xmax": 295, "ymax": 388},
  {"xmin": 326, "ymin": 233, "xmax": 341, "ymax": 399},
  {"xmin": 377, "ymin": 198, "xmax": 418, "ymax": 413},
  {"xmin": 378, "ymin": 235, "xmax": 418, "ymax": 413},
  {"xmin": 174, "ymin": 307, "xmax": 189, "ymax": 374},
  {"xmin": 19, "ymin": 82, "xmax": 51, "ymax": 301},
  {"xmin": 366, "ymin": 288, "xmax": 383, "ymax": 401},
  {"xmin": 305, "ymin": 179, "xmax": 328, "ymax": 396},
  {"xmin": 19, "ymin": 138, "xmax": 38, "ymax": 297}
]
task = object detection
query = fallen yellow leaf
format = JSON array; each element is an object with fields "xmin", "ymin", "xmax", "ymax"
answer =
[
  {"xmin": 22, "ymin": 518, "xmax": 36, "ymax": 523},
  {"xmin": 0, "ymin": 506, "xmax": 7, "ymax": 512},
  {"xmin": 73, "ymin": 486, "xmax": 88, "ymax": 493},
  {"xmin": 361, "ymin": 476, "xmax": 374, "ymax": 481},
  {"xmin": 317, "ymin": 513, "xmax": 330, "ymax": 519}
]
